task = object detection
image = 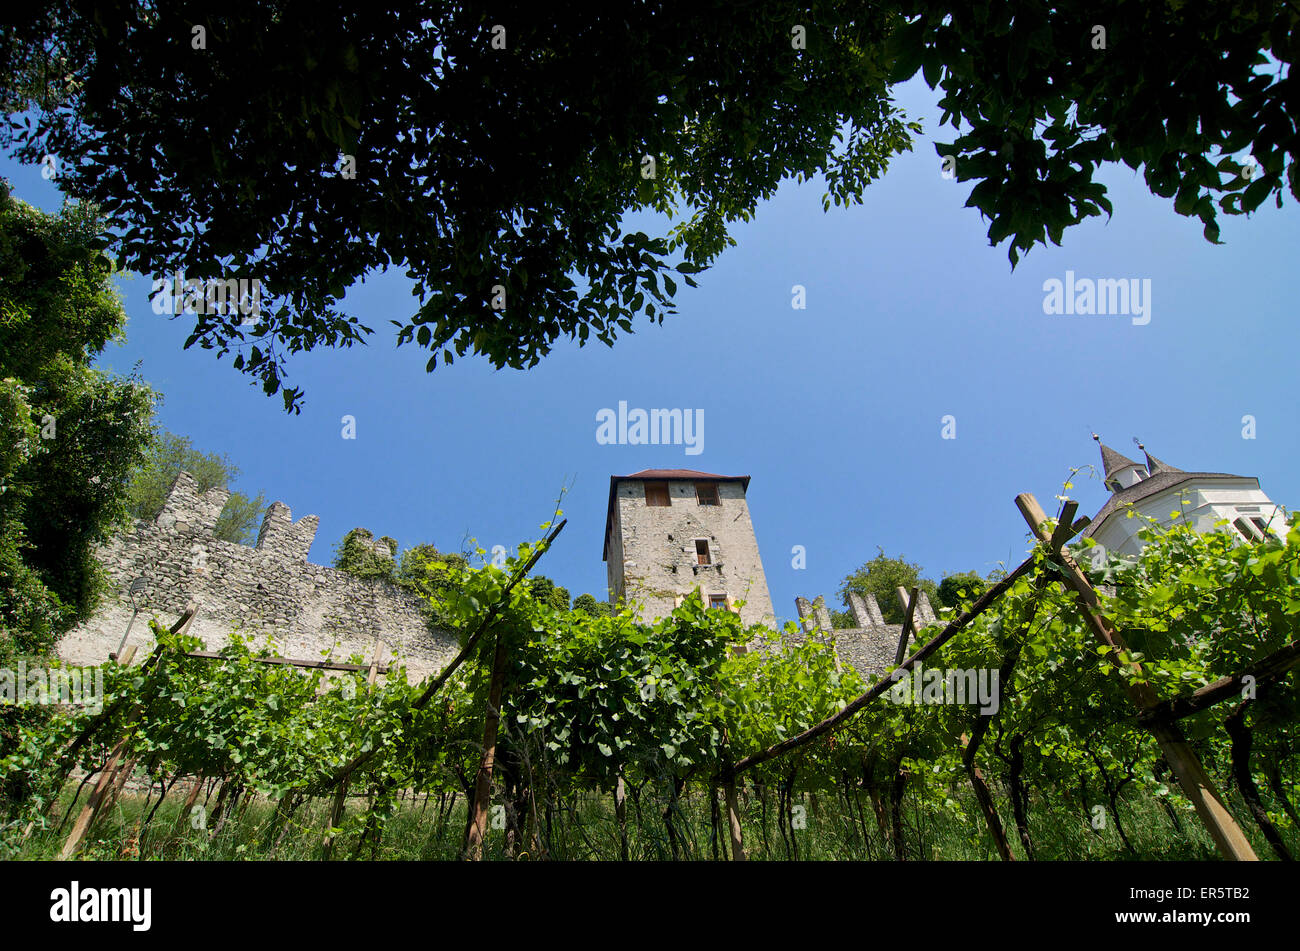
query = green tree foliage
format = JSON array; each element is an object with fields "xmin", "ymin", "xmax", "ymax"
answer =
[
  {"xmin": 396, "ymin": 544, "xmax": 466, "ymax": 599},
  {"xmin": 527, "ymin": 576, "xmax": 570, "ymax": 613},
  {"xmin": 936, "ymin": 570, "xmax": 988, "ymax": 611},
  {"xmin": 829, "ymin": 608, "xmax": 854, "ymax": 629},
  {"xmin": 0, "ymin": 379, "xmax": 57, "ymax": 651},
  {"xmin": 395, "ymin": 543, "xmax": 469, "ymax": 630},
  {"xmin": 124, "ymin": 428, "xmax": 268, "ymax": 544},
  {"xmin": 333, "ymin": 531, "xmax": 484, "ymax": 632},
  {"xmin": 216, "ymin": 492, "xmax": 270, "ymax": 548},
  {"xmin": 0, "ymin": 186, "xmax": 122, "ymax": 377},
  {"xmin": 0, "ymin": 3, "xmax": 915, "ymax": 410},
  {"xmin": 0, "ymin": 185, "xmax": 155, "ymax": 654},
  {"xmin": 837, "ymin": 547, "xmax": 940, "ymax": 625},
  {"xmin": 0, "ymin": 186, "xmax": 154, "ymax": 808},
  {"xmin": 890, "ymin": 1, "xmax": 1299, "ymax": 261},
  {"xmin": 572, "ymin": 593, "xmax": 612, "ymax": 619},
  {"xmin": 332, "ymin": 528, "xmax": 398, "ymax": 583},
  {"xmin": 5, "ymin": 5, "xmax": 1295, "ymax": 407}
]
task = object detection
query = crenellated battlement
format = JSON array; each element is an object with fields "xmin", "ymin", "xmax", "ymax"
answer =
[
  {"xmin": 790, "ymin": 588, "xmax": 942, "ymax": 681},
  {"xmin": 58, "ymin": 471, "xmax": 457, "ymax": 681},
  {"xmin": 256, "ymin": 501, "xmax": 320, "ymax": 561},
  {"xmin": 155, "ymin": 470, "xmax": 231, "ymax": 536},
  {"xmin": 152, "ymin": 471, "xmax": 321, "ymax": 561}
]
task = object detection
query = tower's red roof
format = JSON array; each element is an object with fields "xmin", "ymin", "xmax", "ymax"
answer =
[{"xmin": 618, "ymin": 469, "xmax": 748, "ymax": 483}]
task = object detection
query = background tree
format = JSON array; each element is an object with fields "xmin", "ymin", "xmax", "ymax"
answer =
[
  {"xmin": 836, "ymin": 547, "xmax": 939, "ymax": 626},
  {"xmin": 124, "ymin": 428, "xmax": 268, "ymax": 544},
  {"xmin": 332, "ymin": 528, "xmax": 398, "ymax": 583},
  {"xmin": 0, "ymin": 184, "xmax": 155, "ymax": 654},
  {"xmin": 396, "ymin": 543, "xmax": 465, "ymax": 599},
  {"xmin": 395, "ymin": 541, "xmax": 470, "ymax": 631},
  {"xmin": 890, "ymin": 1, "xmax": 1298, "ymax": 261},
  {"xmin": 936, "ymin": 570, "xmax": 988, "ymax": 612},
  {"xmin": 572, "ymin": 593, "xmax": 612, "ymax": 619},
  {"xmin": 527, "ymin": 576, "xmax": 571, "ymax": 613},
  {"xmin": 0, "ymin": 186, "xmax": 154, "ymax": 805}
]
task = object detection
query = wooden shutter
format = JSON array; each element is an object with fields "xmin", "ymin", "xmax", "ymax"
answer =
[{"xmin": 696, "ymin": 482, "xmax": 719, "ymax": 505}]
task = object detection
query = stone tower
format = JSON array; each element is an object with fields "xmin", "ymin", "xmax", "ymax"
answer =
[{"xmin": 603, "ymin": 469, "xmax": 774, "ymax": 626}]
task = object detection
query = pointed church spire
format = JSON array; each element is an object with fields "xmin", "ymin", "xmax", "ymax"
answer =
[
  {"xmin": 1092, "ymin": 433, "xmax": 1148, "ymax": 492},
  {"xmin": 1136, "ymin": 440, "xmax": 1182, "ymax": 476},
  {"xmin": 1092, "ymin": 433, "xmax": 1139, "ymax": 482}
]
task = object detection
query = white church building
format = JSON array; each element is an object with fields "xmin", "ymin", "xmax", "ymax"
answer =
[{"xmin": 1079, "ymin": 435, "xmax": 1288, "ymax": 560}]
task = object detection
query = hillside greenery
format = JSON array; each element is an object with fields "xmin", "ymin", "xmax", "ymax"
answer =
[{"xmin": 4, "ymin": 508, "xmax": 1295, "ymax": 861}]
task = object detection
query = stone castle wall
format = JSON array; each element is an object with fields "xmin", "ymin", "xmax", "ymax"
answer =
[
  {"xmin": 62, "ymin": 470, "xmax": 940, "ymax": 687},
  {"xmin": 56, "ymin": 472, "xmax": 459, "ymax": 680},
  {"xmin": 790, "ymin": 589, "xmax": 942, "ymax": 681}
]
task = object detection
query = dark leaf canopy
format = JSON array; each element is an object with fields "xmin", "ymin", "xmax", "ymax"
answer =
[
  {"xmin": 2, "ymin": 2, "xmax": 913, "ymax": 410},
  {"xmin": 4, "ymin": 2, "xmax": 1294, "ymax": 407}
]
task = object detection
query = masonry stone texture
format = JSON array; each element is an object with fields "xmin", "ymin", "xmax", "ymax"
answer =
[
  {"xmin": 57, "ymin": 472, "xmax": 459, "ymax": 680},
  {"xmin": 790, "ymin": 590, "xmax": 941, "ymax": 681},
  {"xmin": 68, "ymin": 468, "xmax": 931, "ymax": 688},
  {"xmin": 604, "ymin": 472, "xmax": 775, "ymax": 627},
  {"xmin": 66, "ymin": 443, "xmax": 1272, "ymax": 697}
]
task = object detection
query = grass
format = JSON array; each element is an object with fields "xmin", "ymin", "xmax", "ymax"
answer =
[{"xmin": 8, "ymin": 770, "xmax": 1290, "ymax": 861}]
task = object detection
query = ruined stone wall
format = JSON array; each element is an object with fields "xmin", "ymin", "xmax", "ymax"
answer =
[
  {"xmin": 611, "ymin": 479, "xmax": 775, "ymax": 627},
  {"xmin": 789, "ymin": 590, "xmax": 941, "ymax": 682},
  {"xmin": 57, "ymin": 472, "xmax": 459, "ymax": 681}
]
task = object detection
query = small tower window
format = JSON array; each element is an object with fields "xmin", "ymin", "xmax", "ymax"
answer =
[
  {"xmin": 695, "ymin": 539, "xmax": 711, "ymax": 565},
  {"xmin": 644, "ymin": 481, "xmax": 670, "ymax": 506},
  {"xmin": 696, "ymin": 482, "xmax": 720, "ymax": 505},
  {"xmin": 708, "ymin": 594, "xmax": 728, "ymax": 611},
  {"xmin": 1251, "ymin": 516, "xmax": 1275, "ymax": 539}
]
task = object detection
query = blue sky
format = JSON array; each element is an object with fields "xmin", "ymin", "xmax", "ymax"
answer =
[{"xmin": 5, "ymin": 76, "xmax": 1297, "ymax": 626}]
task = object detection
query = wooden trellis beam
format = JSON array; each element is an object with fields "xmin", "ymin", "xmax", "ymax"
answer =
[
  {"xmin": 727, "ymin": 553, "xmax": 1039, "ymax": 778},
  {"xmin": 1015, "ymin": 493, "xmax": 1258, "ymax": 862},
  {"xmin": 1141, "ymin": 640, "xmax": 1300, "ymax": 724},
  {"xmin": 893, "ymin": 586, "xmax": 919, "ymax": 666},
  {"xmin": 182, "ymin": 651, "xmax": 392, "ymax": 674}
]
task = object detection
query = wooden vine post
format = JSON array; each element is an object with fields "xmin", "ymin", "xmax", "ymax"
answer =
[
  {"xmin": 59, "ymin": 603, "xmax": 199, "ymax": 860},
  {"xmin": 892, "ymin": 586, "xmax": 919, "ymax": 666},
  {"xmin": 723, "ymin": 778, "xmax": 746, "ymax": 861},
  {"xmin": 718, "ymin": 733, "xmax": 746, "ymax": 862},
  {"xmin": 961, "ymin": 729, "xmax": 1014, "ymax": 861},
  {"xmin": 321, "ymin": 643, "xmax": 372, "ymax": 859},
  {"xmin": 172, "ymin": 773, "xmax": 206, "ymax": 840},
  {"xmin": 464, "ymin": 625, "xmax": 509, "ymax": 861},
  {"xmin": 1015, "ymin": 493, "xmax": 1258, "ymax": 862}
]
